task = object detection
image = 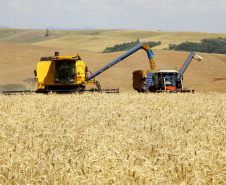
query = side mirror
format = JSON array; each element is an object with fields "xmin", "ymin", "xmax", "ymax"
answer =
[{"xmin": 34, "ymin": 70, "xmax": 37, "ymax": 77}]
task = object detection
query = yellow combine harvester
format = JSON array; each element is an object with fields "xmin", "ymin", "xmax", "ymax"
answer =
[{"xmin": 34, "ymin": 52, "xmax": 100, "ymax": 93}]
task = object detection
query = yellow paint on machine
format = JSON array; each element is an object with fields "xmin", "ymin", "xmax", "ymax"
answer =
[
  {"xmin": 75, "ymin": 60, "xmax": 86, "ymax": 83},
  {"xmin": 37, "ymin": 61, "xmax": 55, "ymax": 89},
  {"xmin": 36, "ymin": 56, "xmax": 95, "ymax": 90}
]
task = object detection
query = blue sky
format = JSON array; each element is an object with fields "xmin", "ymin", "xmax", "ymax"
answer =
[{"xmin": 1, "ymin": 0, "xmax": 226, "ymax": 33}]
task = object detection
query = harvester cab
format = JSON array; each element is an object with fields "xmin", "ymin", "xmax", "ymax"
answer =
[
  {"xmin": 54, "ymin": 59, "xmax": 75, "ymax": 83},
  {"xmin": 153, "ymin": 70, "xmax": 179, "ymax": 91}
]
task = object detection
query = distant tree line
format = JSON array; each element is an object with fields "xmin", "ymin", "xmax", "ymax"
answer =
[
  {"xmin": 103, "ymin": 39, "xmax": 161, "ymax": 53},
  {"xmin": 168, "ymin": 37, "xmax": 226, "ymax": 54}
]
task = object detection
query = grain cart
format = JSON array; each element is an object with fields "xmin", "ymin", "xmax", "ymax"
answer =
[{"xmin": 133, "ymin": 51, "xmax": 202, "ymax": 93}]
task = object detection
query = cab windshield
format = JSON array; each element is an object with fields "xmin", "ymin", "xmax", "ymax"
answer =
[
  {"xmin": 55, "ymin": 60, "xmax": 75, "ymax": 83},
  {"xmin": 159, "ymin": 74, "xmax": 177, "ymax": 87}
]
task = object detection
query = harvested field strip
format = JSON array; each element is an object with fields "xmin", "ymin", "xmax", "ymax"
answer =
[{"xmin": 0, "ymin": 93, "xmax": 225, "ymax": 184}]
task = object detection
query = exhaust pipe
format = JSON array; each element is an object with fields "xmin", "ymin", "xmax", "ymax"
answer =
[{"xmin": 55, "ymin": 51, "xmax": 59, "ymax": 56}]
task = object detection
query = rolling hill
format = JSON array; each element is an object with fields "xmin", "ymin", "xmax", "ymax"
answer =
[{"xmin": 1, "ymin": 28, "xmax": 226, "ymax": 52}]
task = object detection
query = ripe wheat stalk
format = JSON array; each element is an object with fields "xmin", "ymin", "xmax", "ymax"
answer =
[{"xmin": 0, "ymin": 92, "xmax": 225, "ymax": 184}]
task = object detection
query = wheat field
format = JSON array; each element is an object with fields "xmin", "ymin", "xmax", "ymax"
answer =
[{"xmin": 0, "ymin": 92, "xmax": 225, "ymax": 184}]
